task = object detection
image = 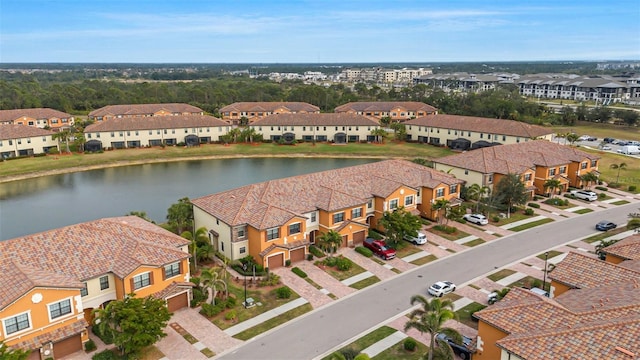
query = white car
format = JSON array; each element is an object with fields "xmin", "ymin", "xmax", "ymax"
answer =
[
  {"xmin": 404, "ymin": 232, "xmax": 428, "ymax": 245},
  {"xmin": 428, "ymin": 281, "xmax": 456, "ymax": 297},
  {"xmin": 463, "ymin": 213, "xmax": 489, "ymax": 225},
  {"xmin": 571, "ymin": 190, "xmax": 597, "ymax": 202}
]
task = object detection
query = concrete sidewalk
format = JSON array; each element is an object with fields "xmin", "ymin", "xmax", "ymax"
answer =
[
  {"xmin": 500, "ymin": 215, "xmax": 548, "ymax": 230},
  {"xmin": 361, "ymin": 331, "xmax": 407, "ymax": 357}
]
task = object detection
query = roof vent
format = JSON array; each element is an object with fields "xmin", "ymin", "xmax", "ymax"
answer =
[{"xmin": 614, "ymin": 346, "xmax": 635, "ymax": 357}]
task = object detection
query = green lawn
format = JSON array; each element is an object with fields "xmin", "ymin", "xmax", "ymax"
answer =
[
  {"xmin": 410, "ymin": 254, "xmax": 437, "ymax": 265},
  {"xmin": 426, "ymin": 226, "xmax": 471, "ymax": 241},
  {"xmin": 455, "ymin": 302, "xmax": 486, "ymax": 329},
  {"xmin": 537, "ymin": 250, "xmax": 563, "ymax": 260},
  {"xmin": 0, "ymin": 142, "xmax": 454, "ymax": 180},
  {"xmin": 321, "ymin": 326, "xmax": 397, "ymax": 360},
  {"xmin": 611, "ymin": 200, "xmax": 631, "ymax": 205},
  {"xmin": 320, "ymin": 258, "xmax": 367, "ymax": 281},
  {"xmin": 581, "ymin": 227, "xmax": 629, "ymax": 243},
  {"xmin": 350, "ymin": 276, "xmax": 381, "ymax": 290},
  {"xmin": 233, "ymin": 303, "xmax": 313, "ymax": 340},
  {"xmin": 508, "ymin": 218, "xmax": 554, "ymax": 232},
  {"xmin": 372, "ymin": 340, "xmax": 429, "ymax": 360},
  {"xmin": 573, "ymin": 208, "xmax": 594, "ymax": 214},
  {"xmin": 487, "ymin": 269, "xmax": 516, "ymax": 282},
  {"xmin": 463, "ymin": 238, "xmax": 486, "ymax": 247}
]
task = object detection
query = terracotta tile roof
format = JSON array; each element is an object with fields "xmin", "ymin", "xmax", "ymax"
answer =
[
  {"xmin": 192, "ymin": 160, "xmax": 462, "ymax": 229},
  {"xmin": 603, "ymin": 234, "xmax": 640, "ymax": 260},
  {"xmin": 496, "ymin": 315, "xmax": 640, "ymax": 360},
  {"xmin": 11, "ymin": 319, "xmax": 88, "ymax": 351},
  {"xmin": 152, "ymin": 281, "xmax": 194, "ymax": 300},
  {"xmin": 84, "ymin": 114, "xmax": 228, "ymax": 133},
  {"xmin": 0, "ymin": 108, "xmax": 72, "ymax": 122},
  {"xmin": 554, "ymin": 280, "xmax": 640, "ymax": 313},
  {"xmin": 251, "ymin": 113, "xmax": 380, "ymax": 126},
  {"xmin": 549, "ymin": 251, "xmax": 640, "ymax": 289},
  {"xmin": 334, "ymin": 101, "xmax": 437, "ymax": 113},
  {"xmin": 619, "ymin": 259, "xmax": 640, "ymax": 272},
  {"xmin": 88, "ymin": 103, "xmax": 203, "ymax": 117},
  {"xmin": 220, "ymin": 102, "xmax": 320, "ymax": 113},
  {"xmin": 0, "ymin": 124, "xmax": 56, "ymax": 140},
  {"xmin": 0, "ymin": 216, "xmax": 190, "ymax": 310},
  {"xmin": 405, "ymin": 114, "xmax": 553, "ymax": 138},
  {"xmin": 435, "ymin": 140, "xmax": 598, "ymax": 175}
]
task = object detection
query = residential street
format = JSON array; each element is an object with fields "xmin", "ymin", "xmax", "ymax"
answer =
[{"xmin": 217, "ymin": 201, "xmax": 639, "ymax": 360}]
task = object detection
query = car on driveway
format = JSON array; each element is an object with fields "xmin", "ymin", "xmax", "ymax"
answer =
[
  {"xmin": 595, "ymin": 220, "xmax": 617, "ymax": 231},
  {"xmin": 428, "ymin": 281, "xmax": 456, "ymax": 297},
  {"xmin": 404, "ymin": 232, "xmax": 427, "ymax": 245},
  {"xmin": 463, "ymin": 213, "xmax": 489, "ymax": 225},
  {"xmin": 571, "ymin": 190, "xmax": 598, "ymax": 201},
  {"xmin": 436, "ymin": 333, "xmax": 473, "ymax": 360}
]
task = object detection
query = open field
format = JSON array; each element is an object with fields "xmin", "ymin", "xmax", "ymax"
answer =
[{"xmin": 552, "ymin": 121, "xmax": 639, "ymax": 140}]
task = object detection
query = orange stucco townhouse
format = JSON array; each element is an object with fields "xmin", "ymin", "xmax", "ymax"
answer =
[
  {"xmin": 0, "ymin": 216, "xmax": 192, "ymax": 359},
  {"xmin": 191, "ymin": 160, "xmax": 463, "ymax": 269}
]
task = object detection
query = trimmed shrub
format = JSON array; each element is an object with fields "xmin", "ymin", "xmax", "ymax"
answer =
[
  {"xmin": 260, "ymin": 273, "xmax": 281, "ymax": 287},
  {"xmin": 200, "ymin": 303, "xmax": 224, "ymax": 317},
  {"xmin": 630, "ymin": 185, "xmax": 637, "ymax": 192},
  {"xmin": 91, "ymin": 324, "xmax": 114, "ymax": 345},
  {"xmin": 367, "ymin": 229, "xmax": 384, "ymax": 240},
  {"xmin": 91, "ymin": 350, "xmax": 121, "ymax": 360},
  {"xmin": 355, "ymin": 246, "xmax": 373, "ymax": 257},
  {"xmin": 336, "ymin": 257, "xmax": 353, "ymax": 271},
  {"xmin": 324, "ymin": 256, "xmax": 338, "ymax": 267},
  {"xmin": 528, "ymin": 202, "xmax": 540, "ymax": 208},
  {"xmin": 191, "ymin": 288, "xmax": 207, "ymax": 306},
  {"xmin": 354, "ymin": 354, "xmax": 371, "ymax": 360},
  {"xmin": 285, "ymin": 259, "xmax": 291, "ymax": 267},
  {"xmin": 564, "ymin": 193, "xmax": 576, "ymax": 199},
  {"xmin": 84, "ymin": 339, "xmax": 97, "ymax": 352},
  {"xmin": 608, "ymin": 182, "xmax": 621, "ymax": 188},
  {"xmin": 276, "ymin": 286, "xmax": 292, "ymax": 299},
  {"xmin": 225, "ymin": 296, "xmax": 237, "ymax": 308},
  {"xmin": 309, "ymin": 245, "xmax": 325, "ymax": 258},
  {"xmin": 307, "ymin": 254, "xmax": 314, "ymax": 261},
  {"xmin": 524, "ymin": 208, "xmax": 534, "ymax": 216},
  {"xmin": 292, "ymin": 267, "xmax": 308, "ymax": 278},
  {"xmin": 225, "ymin": 310, "xmax": 237, "ymax": 321},
  {"xmin": 595, "ymin": 186, "xmax": 608, "ymax": 191},
  {"xmin": 340, "ymin": 348, "xmax": 359, "ymax": 360},
  {"xmin": 403, "ymin": 338, "xmax": 417, "ymax": 351},
  {"xmin": 492, "ymin": 215, "xmax": 500, "ymax": 223},
  {"xmin": 433, "ymin": 225, "xmax": 456, "ymax": 234},
  {"xmin": 598, "ymin": 193, "xmax": 606, "ymax": 200},
  {"xmin": 328, "ymin": 352, "xmax": 346, "ymax": 360}
]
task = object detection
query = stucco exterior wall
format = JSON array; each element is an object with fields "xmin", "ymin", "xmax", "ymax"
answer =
[
  {"xmin": 0, "ymin": 133, "xmax": 58, "ymax": 156},
  {"xmin": 86, "ymin": 125, "xmax": 230, "ymax": 147},
  {"xmin": 251, "ymin": 124, "xmax": 379, "ymax": 142},
  {"xmin": 406, "ymin": 125, "xmax": 552, "ymax": 145},
  {"xmin": 475, "ymin": 320, "xmax": 509, "ymax": 360}
]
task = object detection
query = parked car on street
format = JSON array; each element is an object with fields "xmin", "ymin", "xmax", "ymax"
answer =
[
  {"xmin": 435, "ymin": 333, "xmax": 473, "ymax": 360},
  {"xmin": 571, "ymin": 190, "xmax": 598, "ymax": 201},
  {"xmin": 617, "ymin": 145, "xmax": 640, "ymax": 155},
  {"xmin": 404, "ymin": 232, "xmax": 428, "ymax": 245},
  {"xmin": 603, "ymin": 137, "xmax": 615, "ymax": 143},
  {"xmin": 463, "ymin": 213, "xmax": 489, "ymax": 225},
  {"xmin": 428, "ymin": 281, "xmax": 456, "ymax": 297},
  {"xmin": 363, "ymin": 238, "xmax": 396, "ymax": 260},
  {"xmin": 601, "ymin": 145, "xmax": 612, "ymax": 150},
  {"xmin": 595, "ymin": 220, "xmax": 617, "ymax": 231}
]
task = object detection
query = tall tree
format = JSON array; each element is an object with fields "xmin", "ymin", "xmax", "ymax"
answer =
[
  {"xmin": 432, "ymin": 199, "xmax": 450, "ymax": 224},
  {"xmin": 166, "ymin": 197, "xmax": 193, "ymax": 235},
  {"xmin": 543, "ymin": 178, "xmax": 562, "ymax": 198},
  {"xmin": 370, "ymin": 128, "xmax": 387, "ymax": 143},
  {"xmin": 579, "ymin": 171, "xmax": 599, "ymax": 190},
  {"xmin": 181, "ymin": 226, "xmax": 210, "ymax": 272},
  {"xmin": 94, "ymin": 295, "xmax": 171, "ymax": 358},
  {"xmin": 200, "ymin": 266, "xmax": 228, "ymax": 304},
  {"xmin": 466, "ymin": 184, "xmax": 490, "ymax": 213},
  {"xmin": 404, "ymin": 295, "xmax": 461, "ymax": 360},
  {"xmin": 0, "ymin": 342, "xmax": 30, "ymax": 360},
  {"xmin": 565, "ymin": 133, "xmax": 580, "ymax": 146},
  {"xmin": 127, "ymin": 211, "xmax": 154, "ymax": 223},
  {"xmin": 494, "ymin": 174, "xmax": 528, "ymax": 218},
  {"xmin": 52, "ymin": 128, "xmax": 72, "ymax": 153},
  {"xmin": 610, "ymin": 162, "xmax": 627, "ymax": 184},
  {"xmin": 379, "ymin": 207, "xmax": 423, "ymax": 247}
]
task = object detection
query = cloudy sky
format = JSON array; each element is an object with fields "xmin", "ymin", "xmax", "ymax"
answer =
[{"xmin": 2, "ymin": 0, "xmax": 639, "ymax": 63}]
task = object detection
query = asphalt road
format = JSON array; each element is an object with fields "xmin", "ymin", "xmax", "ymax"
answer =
[{"xmin": 218, "ymin": 202, "xmax": 639, "ymax": 360}]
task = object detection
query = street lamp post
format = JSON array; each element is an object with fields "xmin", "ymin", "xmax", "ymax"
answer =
[
  {"xmin": 243, "ymin": 263, "xmax": 248, "ymax": 308},
  {"xmin": 542, "ymin": 251, "xmax": 549, "ymax": 293}
]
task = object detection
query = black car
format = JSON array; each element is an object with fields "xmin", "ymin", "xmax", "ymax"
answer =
[
  {"xmin": 595, "ymin": 220, "xmax": 617, "ymax": 231},
  {"xmin": 436, "ymin": 333, "xmax": 473, "ymax": 360},
  {"xmin": 603, "ymin": 137, "xmax": 615, "ymax": 143}
]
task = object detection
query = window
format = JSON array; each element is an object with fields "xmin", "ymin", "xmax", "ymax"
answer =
[
  {"xmin": 488, "ymin": 175, "xmax": 493, "ymax": 183},
  {"xmin": 465, "ymin": 169, "xmax": 469, "ymax": 175},
  {"xmin": 240, "ymin": 247, "xmax": 246, "ymax": 254},
  {"xmin": 4, "ymin": 313, "xmax": 30, "ymax": 335},
  {"xmin": 81, "ymin": 283, "xmax": 88, "ymax": 297},
  {"xmin": 289, "ymin": 223, "xmax": 301, "ymax": 235},
  {"xmin": 559, "ymin": 166, "xmax": 567, "ymax": 174},
  {"xmin": 367, "ymin": 200, "xmax": 373, "ymax": 208},
  {"xmin": 333, "ymin": 212, "xmax": 345, "ymax": 224},
  {"xmin": 449, "ymin": 184, "xmax": 457, "ymax": 194},
  {"xmin": 132, "ymin": 273, "xmax": 151, "ymax": 290},
  {"xmin": 237, "ymin": 228, "xmax": 245, "ymax": 238},
  {"xmin": 404, "ymin": 196, "xmax": 414, "ymax": 206},
  {"xmin": 310, "ymin": 212, "xmax": 317, "ymax": 222},
  {"xmin": 164, "ymin": 262, "xmax": 180, "ymax": 278},
  {"xmin": 100, "ymin": 276, "xmax": 109, "ymax": 290},
  {"xmin": 352, "ymin": 208, "xmax": 362, "ymax": 218},
  {"xmin": 49, "ymin": 299, "xmax": 72, "ymax": 319},
  {"xmin": 581, "ymin": 162, "xmax": 588, "ymax": 169},
  {"xmin": 591, "ymin": 160, "xmax": 597, "ymax": 167},
  {"xmin": 502, "ymin": 135, "xmax": 506, "ymax": 141},
  {"xmin": 267, "ymin": 227, "xmax": 280, "ymax": 241},
  {"xmin": 549, "ymin": 169, "xmax": 556, "ymax": 176},
  {"xmin": 389, "ymin": 199, "xmax": 399, "ymax": 210},
  {"xmin": 524, "ymin": 173, "xmax": 532, "ymax": 181},
  {"xmin": 436, "ymin": 188, "xmax": 445, "ymax": 197}
]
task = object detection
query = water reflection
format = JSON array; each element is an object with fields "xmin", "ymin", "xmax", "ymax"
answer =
[{"xmin": 0, "ymin": 158, "xmax": 377, "ymax": 240}]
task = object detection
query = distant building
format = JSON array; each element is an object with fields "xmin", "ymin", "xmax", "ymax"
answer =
[
  {"xmin": 88, "ymin": 103, "xmax": 204, "ymax": 122},
  {"xmin": 517, "ymin": 74, "xmax": 640, "ymax": 104},
  {"xmin": 413, "ymin": 72, "xmax": 518, "ymax": 92},
  {"xmin": 0, "ymin": 124, "xmax": 58, "ymax": 158},
  {"xmin": 83, "ymin": 115, "xmax": 230, "ymax": 150},
  {"xmin": 219, "ymin": 102, "xmax": 320, "ymax": 125},
  {"xmin": 0, "ymin": 108, "xmax": 74, "ymax": 130},
  {"xmin": 249, "ymin": 113, "xmax": 381, "ymax": 143},
  {"xmin": 334, "ymin": 101, "xmax": 437, "ymax": 122}
]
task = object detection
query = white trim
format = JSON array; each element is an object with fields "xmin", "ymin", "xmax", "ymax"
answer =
[
  {"xmin": 2, "ymin": 310, "xmax": 32, "ymax": 338},
  {"xmin": 47, "ymin": 296, "xmax": 74, "ymax": 323}
]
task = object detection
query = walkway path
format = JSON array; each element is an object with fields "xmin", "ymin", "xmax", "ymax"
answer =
[
  {"xmin": 500, "ymin": 215, "xmax": 548, "ymax": 230},
  {"xmin": 272, "ymin": 267, "xmax": 333, "ymax": 309}
]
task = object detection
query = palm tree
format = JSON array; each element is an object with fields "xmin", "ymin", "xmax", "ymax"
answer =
[
  {"xmin": 579, "ymin": 171, "xmax": 599, "ymax": 190},
  {"xmin": 318, "ymin": 230, "xmax": 343, "ymax": 257},
  {"xmin": 181, "ymin": 226, "xmax": 210, "ymax": 272},
  {"xmin": 52, "ymin": 128, "xmax": 72, "ymax": 153},
  {"xmin": 466, "ymin": 184, "xmax": 490, "ymax": 213},
  {"xmin": 566, "ymin": 133, "xmax": 580, "ymax": 146},
  {"xmin": 543, "ymin": 178, "xmax": 562, "ymax": 198},
  {"xmin": 404, "ymin": 295, "xmax": 461, "ymax": 360},
  {"xmin": 432, "ymin": 199, "xmax": 450, "ymax": 224},
  {"xmin": 200, "ymin": 267, "xmax": 228, "ymax": 305},
  {"xmin": 610, "ymin": 162, "xmax": 627, "ymax": 184},
  {"xmin": 370, "ymin": 128, "xmax": 387, "ymax": 143}
]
